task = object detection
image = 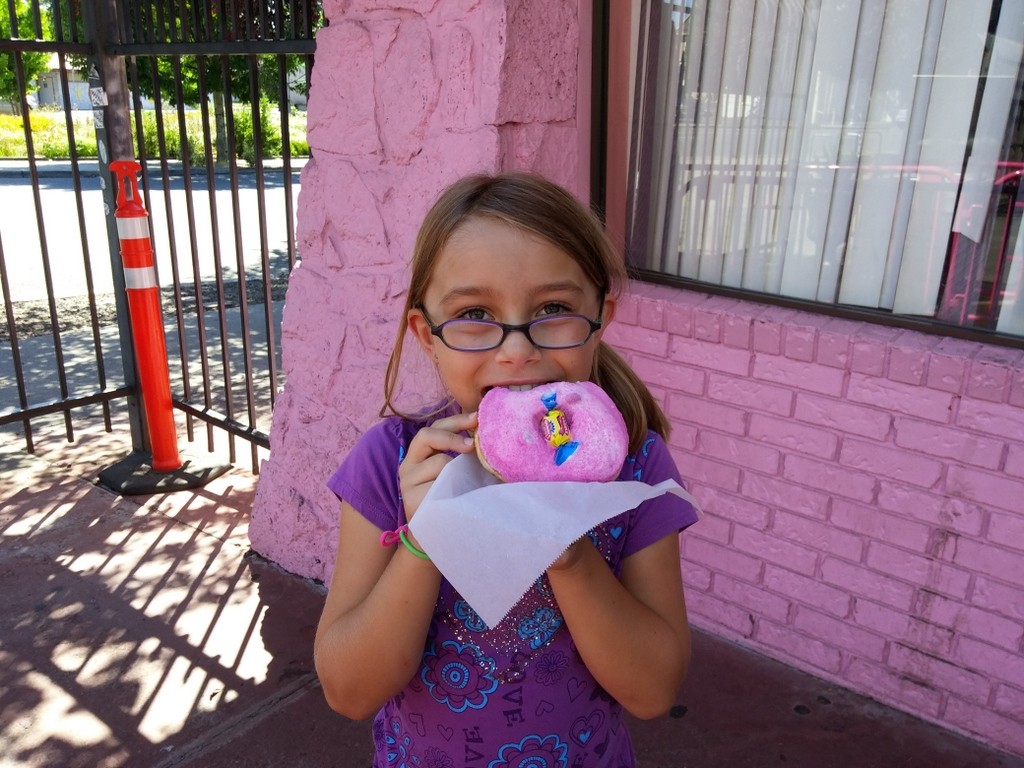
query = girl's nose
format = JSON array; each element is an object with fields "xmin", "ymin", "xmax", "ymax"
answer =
[{"xmin": 493, "ymin": 326, "xmax": 542, "ymax": 364}]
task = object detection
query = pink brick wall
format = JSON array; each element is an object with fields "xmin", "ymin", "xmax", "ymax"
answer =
[{"xmin": 607, "ymin": 282, "xmax": 1024, "ymax": 757}]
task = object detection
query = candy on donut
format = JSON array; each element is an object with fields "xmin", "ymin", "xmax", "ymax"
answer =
[{"xmin": 474, "ymin": 381, "xmax": 628, "ymax": 483}]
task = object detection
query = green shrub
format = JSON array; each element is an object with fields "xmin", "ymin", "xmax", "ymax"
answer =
[
  {"xmin": 0, "ymin": 105, "xmax": 305, "ymax": 162},
  {"xmin": 27, "ymin": 112, "xmax": 55, "ymax": 132},
  {"xmin": 0, "ymin": 114, "xmax": 27, "ymax": 156},
  {"xmin": 0, "ymin": 135, "xmax": 24, "ymax": 155},
  {"xmin": 139, "ymin": 111, "xmax": 176, "ymax": 160},
  {"xmin": 36, "ymin": 136, "xmax": 67, "ymax": 159},
  {"xmin": 135, "ymin": 110, "xmax": 207, "ymax": 165},
  {"xmin": 233, "ymin": 98, "xmax": 282, "ymax": 165},
  {"xmin": 0, "ymin": 114, "xmax": 24, "ymax": 131},
  {"xmin": 74, "ymin": 136, "xmax": 98, "ymax": 157},
  {"xmin": 290, "ymin": 135, "xmax": 309, "ymax": 156}
]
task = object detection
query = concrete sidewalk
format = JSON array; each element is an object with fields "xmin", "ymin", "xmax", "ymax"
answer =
[{"xmin": 1, "ymin": 415, "xmax": 1022, "ymax": 768}]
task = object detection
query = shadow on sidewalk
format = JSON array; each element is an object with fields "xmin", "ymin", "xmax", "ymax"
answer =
[{"xmin": 0, "ymin": 425, "xmax": 370, "ymax": 768}]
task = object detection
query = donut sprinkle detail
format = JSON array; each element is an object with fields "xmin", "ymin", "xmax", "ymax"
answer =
[{"xmin": 539, "ymin": 392, "xmax": 580, "ymax": 466}]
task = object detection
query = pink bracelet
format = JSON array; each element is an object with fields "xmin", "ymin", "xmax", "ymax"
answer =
[{"xmin": 379, "ymin": 525, "xmax": 430, "ymax": 560}]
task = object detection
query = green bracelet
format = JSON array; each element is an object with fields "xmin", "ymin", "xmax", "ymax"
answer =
[{"xmin": 398, "ymin": 529, "xmax": 430, "ymax": 560}]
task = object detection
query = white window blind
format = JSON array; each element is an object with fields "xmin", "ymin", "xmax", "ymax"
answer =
[{"xmin": 625, "ymin": 0, "xmax": 1024, "ymax": 339}]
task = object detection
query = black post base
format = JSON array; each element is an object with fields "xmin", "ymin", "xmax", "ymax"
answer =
[{"xmin": 97, "ymin": 450, "xmax": 232, "ymax": 495}]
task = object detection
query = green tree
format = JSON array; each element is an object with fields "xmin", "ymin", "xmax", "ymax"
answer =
[{"xmin": 0, "ymin": 1, "xmax": 52, "ymax": 113}]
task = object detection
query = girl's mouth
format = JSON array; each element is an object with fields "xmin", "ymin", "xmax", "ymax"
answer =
[{"xmin": 482, "ymin": 382, "xmax": 547, "ymax": 396}]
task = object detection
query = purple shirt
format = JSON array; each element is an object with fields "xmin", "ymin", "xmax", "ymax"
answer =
[{"xmin": 327, "ymin": 410, "xmax": 699, "ymax": 768}]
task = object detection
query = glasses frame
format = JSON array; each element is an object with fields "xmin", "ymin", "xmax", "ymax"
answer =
[{"xmin": 419, "ymin": 304, "xmax": 605, "ymax": 352}]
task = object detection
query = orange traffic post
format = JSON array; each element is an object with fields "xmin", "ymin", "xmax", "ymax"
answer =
[{"xmin": 110, "ymin": 159, "xmax": 182, "ymax": 472}]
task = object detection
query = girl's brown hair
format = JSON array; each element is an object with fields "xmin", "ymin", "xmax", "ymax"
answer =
[{"xmin": 381, "ymin": 172, "xmax": 669, "ymax": 452}]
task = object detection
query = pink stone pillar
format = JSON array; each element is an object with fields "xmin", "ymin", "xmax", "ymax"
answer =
[{"xmin": 249, "ymin": 1, "xmax": 588, "ymax": 580}]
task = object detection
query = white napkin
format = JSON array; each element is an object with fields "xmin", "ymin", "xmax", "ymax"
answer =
[{"xmin": 408, "ymin": 453, "xmax": 702, "ymax": 628}]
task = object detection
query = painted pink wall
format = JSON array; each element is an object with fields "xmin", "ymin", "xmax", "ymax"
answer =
[
  {"xmin": 250, "ymin": 0, "xmax": 587, "ymax": 575},
  {"xmin": 250, "ymin": 0, "xmax": 1024, "ymax": 758},
  {"xmin": 607, "ymin": 284, "xmax": 1024, "ymax": 757}
]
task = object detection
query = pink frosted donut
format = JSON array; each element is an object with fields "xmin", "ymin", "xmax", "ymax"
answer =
[{"xmin": 474, "ymin": 381, "xmax": 629, "ymax": 483}]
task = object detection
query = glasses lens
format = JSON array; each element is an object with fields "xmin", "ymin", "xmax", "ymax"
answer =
[
  {"xmin": 529, "ymin": 315, "xmax": 593, "ymax": 349},
  {"xmin": 441, "ymin": 320, "xmax": 503, "ymax": 350}
]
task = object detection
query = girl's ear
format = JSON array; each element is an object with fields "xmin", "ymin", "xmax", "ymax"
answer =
[
  {"xmin": 597, "ymin": 294, "xmax": 617, "ymax": 338},
  {"xmin": 407, "ymin": 308, "xmax": 436, "ymax": 356}
]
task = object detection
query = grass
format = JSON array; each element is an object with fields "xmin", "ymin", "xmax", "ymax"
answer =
[{"xmin": 0, "ymin": 106, "xmax": 309, "ymax": 161}]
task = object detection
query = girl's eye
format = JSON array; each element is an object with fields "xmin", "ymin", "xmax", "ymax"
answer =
[
  {"xmin": 457, "ymin": 307, "xmax": 491, "ymax": 321},
  {"xmin": 538, "ymin": 302, "xmax": 572, "ymax": 317}
]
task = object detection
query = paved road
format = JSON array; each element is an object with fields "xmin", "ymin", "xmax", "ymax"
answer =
[{"xmin": 0, "ymin": 158, "xmax": 302, "ymax": 303}]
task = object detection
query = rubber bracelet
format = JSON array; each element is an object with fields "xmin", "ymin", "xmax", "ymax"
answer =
[
  {"xmin": 398, "ymin": 529, "xmax": 430, "ymax": 560},
  {"xmin": 379, "ymin": 526, "xmax": 407, "ymax": 547}
]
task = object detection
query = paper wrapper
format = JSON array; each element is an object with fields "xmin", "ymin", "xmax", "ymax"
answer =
[{"xmin": 408, "ymin": 454, "xmax": 702, "ymax": 628}]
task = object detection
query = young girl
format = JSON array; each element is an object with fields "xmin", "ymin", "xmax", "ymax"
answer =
[{"xmin": 315, "ymin": 172, "xmax": 700, "ymax": 767}]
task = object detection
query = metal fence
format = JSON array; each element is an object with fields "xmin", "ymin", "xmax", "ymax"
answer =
[{"xmin": 0, "ymin": 0, "xmax": 319, "ymax": 473}]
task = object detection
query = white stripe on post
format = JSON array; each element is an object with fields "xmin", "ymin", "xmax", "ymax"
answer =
[
  {"xmin": 123, "ymin": 266, "xmax": 158, "ymax": 290},
  {"xmin": 116, "ymin": 216, "xmax": 150, "ymax": 241}
]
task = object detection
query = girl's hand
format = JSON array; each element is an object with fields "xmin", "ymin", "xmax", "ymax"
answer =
[{"xmin": 399, "ymin": 411, "xmax": 478, "ymax": 521}]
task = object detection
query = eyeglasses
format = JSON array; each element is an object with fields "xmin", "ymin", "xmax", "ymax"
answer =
[{"xmin": 420, "ymin": 306, "xmax": 604, "ymax": 352}]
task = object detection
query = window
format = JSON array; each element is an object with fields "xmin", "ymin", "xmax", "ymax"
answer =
[{"xmin": 608, "ymin": 0, "xmax": 1024, "ymax": 342}]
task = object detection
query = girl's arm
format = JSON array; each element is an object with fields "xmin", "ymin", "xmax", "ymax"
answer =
[
  {"xmin": 313, "ymin": 411, "xmax": 477, "ymax": 720},
  {"xmin": 546, "ymin": 533, "xmax": 691, "ymax": 720},
  {"xmin": 314, "ymin": 501, "xmax": 442, "ymax": 720}
]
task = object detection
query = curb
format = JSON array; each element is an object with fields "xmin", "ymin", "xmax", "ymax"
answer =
[{"xmin": 0, "ymin": 157, "xmax": 308, "ymax": 179}]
